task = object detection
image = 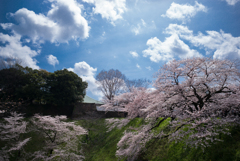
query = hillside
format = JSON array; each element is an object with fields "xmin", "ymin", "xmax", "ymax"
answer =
[
  {"xmin": 1, "ymin": 113, "xmax": 240, "ymax": 161},
  {"xmin": 76, "ymin": 117, "xmax": 240, "ymax": 161}
]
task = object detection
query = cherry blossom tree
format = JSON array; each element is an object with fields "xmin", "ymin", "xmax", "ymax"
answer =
[
  {"xmin": 105, "ymin": 118, "xmax": 130, "ymax": 132},
  {"xmin": 149, "ymin": 57, "xmax": 240, "ymax": 147},
  {"xmin": 102, "ymin": 87, "xmax": 151, "ymax": 118},
  {"xmin": 0, "ymin": 112, "xmax": 30, "ymax": 161},
  {"xmin": 102, "ymin": 87, "xmax": 157, "ymax": 160},
  {"xmin": 30, "ymin": 114, "xmax": 87, "ymax": 161},
  {"xmin": 103, "ymin": 58, "xmax": 240, "ymax": 160}
]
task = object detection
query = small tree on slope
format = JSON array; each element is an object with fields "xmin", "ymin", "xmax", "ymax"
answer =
[
  {"xmin": 103, "ymin": 58, "xmax": 240, "ymax": 161},
  {"xmin": 30, "ymin": 114, "xmax": 87, "ymax": 161},
  {"xmin": 0, "ymin": 112, "xmax": 30, "ymax": 161}
]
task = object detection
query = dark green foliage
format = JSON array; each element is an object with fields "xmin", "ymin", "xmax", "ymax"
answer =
[
  {"xmin": 0, "ymin": 66, "xmax": 27, "ymax": 102},
  {"xmin": 19, "ymin": 67, "xmax": 49, "ymax": 104},
  {"xmin": 45, "ymin": 69, "xmax": 87, "ymax": 105},
  {"xmin": 0, "ymin": 65, "xmax": 87, "ymax": 106}
]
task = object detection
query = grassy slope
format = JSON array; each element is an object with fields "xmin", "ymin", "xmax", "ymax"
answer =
[
  {"xmin": 77, "ymin": 118, "xmax": 240, "ymax": 161},
  {"xmin": 1, "ymin": 117, "xmax": 240, "ymax": 161},
  {"xmin": 76, "ymin": 118, "xmax": 145, "ymax": 161}
]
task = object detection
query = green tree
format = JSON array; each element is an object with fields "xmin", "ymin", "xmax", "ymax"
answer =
[
  {"xmin": 46, "ymin": 69, "xmax": 87, "ymax": 105},
  {"xmin": 0, "ymin": 66, "xmax": 27, "ymax": 102},
  {"xmin": 19, "ymin": 67, "xmax": 50, "ymax": 104},
  {"xmin": 0, "ymin": 64, "xmax": 87, "ymax": 106}
]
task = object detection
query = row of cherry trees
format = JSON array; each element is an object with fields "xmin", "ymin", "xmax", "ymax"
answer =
[
  {"xmin": 0, "ymin": 112, "xmax": 87, "ymax": 161},
  {"xmin": 103, "ymin": 57, "xmax": 240, "ymax": 160}
]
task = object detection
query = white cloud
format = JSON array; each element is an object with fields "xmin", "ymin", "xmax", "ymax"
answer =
[
  {"xmin": 132, "ymin": 25, "xmax": 141, "ymax": 35},
  {"xmin": 146, "ymin": 66, "xmax": 152, "ymax": 71},
  {"xmin": 0, "ymin": 33, "xmax": 39, "ymax": 69},
  {"xmin": 71, "ymin": 61, "xmax": 97, "ymax": 76},
  {"xmin": 99, "ymin": 31, "xmax": 106, "ymax": 44},
  {"xmin": 46, "ymin": 55, "xmax": 59, "ymax": 66},
  {"xmin": 131, "ymin": 19, "xmax": 156, "ymax": 35},
  {"xmin": 147, "ymin": 87, "xmax": 156, "ymax": 93},
  {"xmin": 131, "ymin": 19, "xmax": 145, "ymax": 35},
  {"xmin": 136, "ymin": 64, "xmax": 141, "ymax": 69},
  {"xmin": 165, "ymin": 23, "xmax": 193, "ymax": 36},
  {"xmin": 165, "ymin": 24, "xmax": 240, "ymax": 60},
  {"xmin": 129, "ymin": 51, "xmax": 139, "ymax": 58},
  {"xmin": 141, "ymin": 19, "xmax": 146, "ymax": 27},
  {"xmin": 83, "ymin": 0, "xmax": 127, "ymax": 24},
  {"xmin": 143, "ymin": 35, "xmax": 201, "ymax": 63},
  {"xmin": 162, "ymin": 1, "xmax": 207, "ymax": 23},
  {"xmin": 224, "ymin": 0, "xmax": 240, "ymax": 5},
  {"xmin": 1, "ymin": 0, "xmax": 90, "ymax": 44},
  {"xmin": 67, "ymin": 61, "xmax": 103, "ymax": 99}
]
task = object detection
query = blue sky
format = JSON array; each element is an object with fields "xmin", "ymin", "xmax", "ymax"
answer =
[{"xmin": 0, "ymin": 0, "xmax": 240, "ymax": 100}]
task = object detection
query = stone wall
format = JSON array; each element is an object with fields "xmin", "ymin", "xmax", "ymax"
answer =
[
  {"xmin": 0, "ymin": 103, "xmax": 75, "ymax": 118},
  {"xmin": 97, "ymin": 111, "xmax": 128, "ymax": 118},
  {"xmin": 0, "ymin": 101, "xmax": 128, "ymax": 118},
  {"xmin": 72, "ymin": 103, "xmax": 97, "ymax": 118},
  {"xmin": 72, "ymin": 102, "xmax": 128, "ymax": 118}
]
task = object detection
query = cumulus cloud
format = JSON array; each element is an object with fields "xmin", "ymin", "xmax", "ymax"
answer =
[
  {"xmin": 0, "ymin": 33, "xmax": 39, "ymax": 69},
  {"xmin": 143, "ymin": 34, "xmax": 201, "ymax": 63},
  {"xmin": 224, "ymin": 0, "xmax": 240, "ymax": 5},
  {"xmin": 129, "ymin": 51, "xmax": 139, "ymax": 58},
  {"xmin": 165, "ymin": 24, "xmax": 240, "ymax": 60},
  {"xmin": 83, "ymin": 0, "xmax": 127, "ymax": 24},
  {"xmin": 46, "ymin": 55, "xmax": 59, "ymax": 66},
  {"xmin": 162, "ymin": 1, "xmax": 207, "ymax": 23},
  {"xmin": 1, "ymin": 0, "xmax": 90, "ymax": 43},
  {"xmin": 67, "ymin": 61, "xmax": 103, "ymax": 99}
]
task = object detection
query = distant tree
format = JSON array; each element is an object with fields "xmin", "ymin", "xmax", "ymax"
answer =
[
  {"xmin": 46, "ymin": 69, "xmax": 88, "ymax": 105},
  {"xmin": 103, "ymin": 58, "xmax": 240, "ymax": 160},
  {"xmin": 0, "ymin": 112, "xmax": 31, "ymax": 161},
  {"xmin": 96, "ymin": 69, "xmax": 126, "ymax": 100},
  {"xmin": 30, "ymin": 114, "xmax": 87, "ymax": 160},
  {"xmin": 96, "ymin": 69, "xmax": 150, "ymax": 101},
  {"xmin": 124, "ymin": 78, "xmax": 150, "ymax": 92}
]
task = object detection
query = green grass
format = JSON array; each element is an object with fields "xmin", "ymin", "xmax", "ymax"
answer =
[
  {"xmin": 1, "ymin": 116, "xmax": 240, "ymax": 161},
  {"xmin": 75, "ymin": 118, "xmax": 146, "ymax": 161},
  {"xmin": 77, "ymin": 117, "xmax": 240, "ymax": 161},
  {"xmin": 139, "ymin": 125, "xmax": 240, "ymax": 161}
]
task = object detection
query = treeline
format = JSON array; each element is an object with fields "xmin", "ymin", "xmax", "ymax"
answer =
[{"xmin": 0, "ymin": 64, "xmax": 87, "ymax": 106}]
